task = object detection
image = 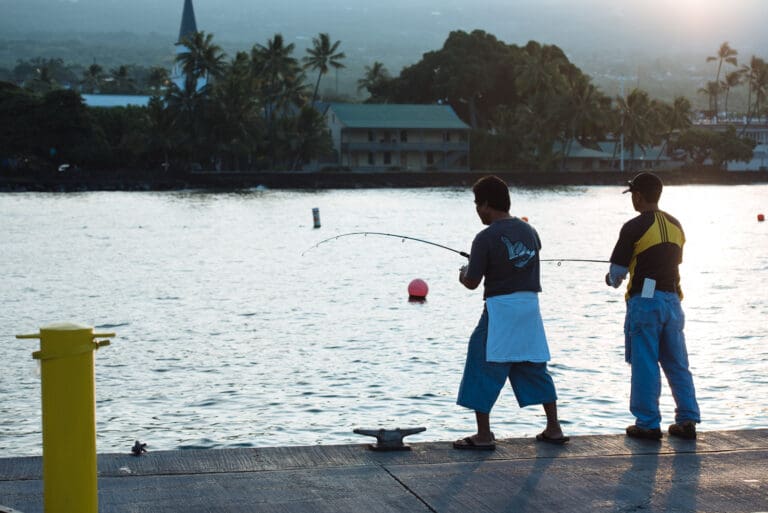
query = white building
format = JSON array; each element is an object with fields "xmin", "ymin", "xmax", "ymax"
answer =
[
  {"xmin": 704, "ymin": 123, "xmax": 768, "ymax": 172},
  {"xmin": 728, "ymin": 144, "xmax": 767, "ymax": 172},
  {"xmin": 324, "ymin": 103, "xmax": 470, "ymax": 171}
]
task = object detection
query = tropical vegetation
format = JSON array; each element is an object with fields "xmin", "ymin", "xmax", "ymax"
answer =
[
  {"xmin": 363, "ymin": 31, "xmax": 761, "ymax": 171},
  {"xmin": 1, "ymin": 31, "xmax": 765, "ymax": 177},
  {"xmin": 1, "ymin": 31, "xmax": 340, "ymax": 173}
]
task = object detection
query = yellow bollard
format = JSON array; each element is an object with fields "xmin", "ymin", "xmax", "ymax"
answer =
[{"xmin": 17, "ymin": 322, "xmax": 114, "ymax": 513}]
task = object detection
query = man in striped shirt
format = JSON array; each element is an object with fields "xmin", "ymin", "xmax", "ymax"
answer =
[{"xmin": 606, "ymin": 172, "xmax": 700, "ymax": 440}]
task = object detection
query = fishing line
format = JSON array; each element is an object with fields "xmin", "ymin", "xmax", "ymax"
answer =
[
  {"xmin": 541, "ymin": 259, "xmax": 609, "ymax": 266},
  {"xmin": 302, "ymin": 231, "xmax": 609, "ymax": 266}
]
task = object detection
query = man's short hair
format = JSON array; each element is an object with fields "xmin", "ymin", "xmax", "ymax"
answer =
[
  {"xmin": 473, "ymin": 175, "xmax": 510, "ymax": 212},
  {"xmin": 623, "ymin": 172, "xmax": 663, "ymax": 203}
]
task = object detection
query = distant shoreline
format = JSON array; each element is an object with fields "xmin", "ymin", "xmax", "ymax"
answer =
[{"xmin": 1, "ymin": 169, "xmax": 767, "ymax": 192}]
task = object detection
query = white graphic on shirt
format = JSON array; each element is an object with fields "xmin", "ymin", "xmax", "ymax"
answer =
[{"xmin": 501, "ymin": 236, "xmax": 536, "ymax": 268}]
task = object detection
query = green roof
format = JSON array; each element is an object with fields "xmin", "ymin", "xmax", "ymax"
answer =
[
  {"xmin": 328, "ymin": 103, "xmax": 470, "ymax": 130},
  {"xmin": 568, "ymin": 145, "xmax": 614, "ymax": 159}
]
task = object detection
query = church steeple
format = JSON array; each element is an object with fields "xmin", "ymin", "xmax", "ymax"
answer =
[
  {"xmin": 177, "ymin": 0, "xmax": 198, "ymax": 44},
  {"xmin": 172, "ymin": 0, "xmax": 206, "ymax": 90}
]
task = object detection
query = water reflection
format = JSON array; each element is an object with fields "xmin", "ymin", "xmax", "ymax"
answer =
[{"xmin": 1, "ymin": 185, "xmax": 766, "ymax": 456}]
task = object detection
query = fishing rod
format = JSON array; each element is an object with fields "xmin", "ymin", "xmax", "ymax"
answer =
[
  {"xmin": 302, "ymin": 231, "xmax": 470, "ymax": 258},
  {"xmin": 302, "ymin": 231, "xmax": 609, "ymax": 265}
]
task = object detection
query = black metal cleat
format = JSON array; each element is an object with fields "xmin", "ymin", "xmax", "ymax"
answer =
[
  {"xmin": 131, "ymin": 440, "xmax": 148, "ymax": 456},
  {"xmin": 353, "ymin": 427, "xmax": 426, "ymax": 451}
]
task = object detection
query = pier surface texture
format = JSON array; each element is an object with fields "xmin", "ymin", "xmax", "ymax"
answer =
[{"xmin": 1, "ymin": 429, "xmax": 766, "ymax": 512}]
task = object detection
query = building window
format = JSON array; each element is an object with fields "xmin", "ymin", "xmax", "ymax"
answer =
[
  {"xmin": 368, "ymin": 152, "xmax": 374, "ymax": 165},
  {"xmin": 426, "ymin": 152, "xmax": 434, "ymax": 165},
  {"xmin": 443, "ymin": 131, "xmax": 452, "ymax": 142},
  {"xmin": 400, "ymin": 130, "xmax": 408, "ymax": 142},
  {"xmin": 384, "ymin": 152, "xmax": 391, "ymax": 165},
  {"xmin": 368, "ymin": 130, "xmax": 374, "ymax": 142}
]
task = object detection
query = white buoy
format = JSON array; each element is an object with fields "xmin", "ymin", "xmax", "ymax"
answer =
[{"xmin": 312, "ymin": 207, "xmax": 321, "ymax": 229}]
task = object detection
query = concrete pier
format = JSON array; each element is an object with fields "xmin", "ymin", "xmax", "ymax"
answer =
[{"xmin": 1, "ymin": 429, "xmax": 766, "ymax": 512}]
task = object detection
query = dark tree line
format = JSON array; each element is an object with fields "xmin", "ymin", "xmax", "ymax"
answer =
[
  {"xmin": 158, "ymin": 30, "xmax": 341, "ymax": 171},
  {"xmin": 0, "ymin": 31, "xmax": 345, "ymax": 173},
  {"xmin": 3, "ymin": 57, "xmax": 171, "ymax": 96},
  {"xmin": 700, "ymin": 42, "xmax": 768, "ymax": 127},
  {"xmin": 1, "ymin": 31, "xmax": 761, "ymax": 175},
  {"xmin": 358, "ymin": 31, "xmax": 759, "ymax": 171}
]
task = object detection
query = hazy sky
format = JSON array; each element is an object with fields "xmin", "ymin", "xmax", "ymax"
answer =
[{"xmin": 1, "ymin": 0, "xmax": 766, "ymax": 61}]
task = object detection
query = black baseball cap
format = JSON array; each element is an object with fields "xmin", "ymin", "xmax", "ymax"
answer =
[{"xmin": 623, "ymin": 172, "xmax": 663, "ymax": 195}]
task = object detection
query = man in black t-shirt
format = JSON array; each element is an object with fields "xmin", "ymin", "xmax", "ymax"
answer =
[
  {"xmin": 606, "ymin": 172, "xmax": 700, "ymax": 440},
  {"xmin": 453, "ymin": 175, "xmax": 568, "ymax": 450}
]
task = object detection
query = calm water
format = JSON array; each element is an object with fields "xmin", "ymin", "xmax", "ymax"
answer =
[{"xmin": 1, "ymin": 185, "xmax": 766, "ymax": 456}]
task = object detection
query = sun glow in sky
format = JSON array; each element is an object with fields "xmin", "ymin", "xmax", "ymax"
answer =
[
  {"xmin": 665, "ymin": 0, "xmax": 727, "ymax": 28},
  {"xmin": 2, "ymin": 0, "xmax": 766, "ymax": 62},
  {"xmin": 667, "ymin": 0, "xmax": 714, "ymax": 19},
  {"xmin": 585, "ymin": 0, "xmax": 764, "ymax": 53},
  {"xmin": 633, "ymin": 0, "xmax": 758, "ymax": 38}
]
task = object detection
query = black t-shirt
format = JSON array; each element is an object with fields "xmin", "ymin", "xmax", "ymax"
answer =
[
  {"xmin": 466, "ymin": 217, "xmax": 542, "ymax": 299},
  {"xmin": 610, "ymin": 210, "xmax": 685, "ymax": 298}
]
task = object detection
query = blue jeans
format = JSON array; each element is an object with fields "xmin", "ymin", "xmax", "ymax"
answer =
[{"xmin": 624, "ymin": 292, "xmax": 700, "ymax": 429}]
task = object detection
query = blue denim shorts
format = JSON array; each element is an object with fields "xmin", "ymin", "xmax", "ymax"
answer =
[{"xmin": 456, "ymin": 308, "xmax": 557, "ymax": 413}]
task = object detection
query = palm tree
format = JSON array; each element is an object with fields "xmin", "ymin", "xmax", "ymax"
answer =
[
  {"xmin": 164, "ymin": 78, "xmax": 209, "ymax": 163},
  {"xmin": 615, "ymin": 88, "xmax": 657, "ymax": 170},
  {"xmin": 252, "ymin": 34, "xmax": 300, "ymax": 121},
  {"xmin": 569, "ymin": 77, "xmax": 610, "ymax": 144},
  {"xmin": 706, "ymin": 42, "xmax": 738, "ymax": 120},
  {"xmin": 147, "ymin": 67, "xmax": 170, "ymax": 92},
  {"xmin": 32, "ymin": 58, "xmax": 74, "ymax": 88},
  {"xmin": 147, "ymin": 96, "xmax": 177, "ymax": 172},
  {"xmin": 167, "ymin": 32, "xmax": 226, "ymax": 166},
  {"xmin": 303, "ymin": 33, "xmax": 345, "ymax": 104},
  {"xmin": 357, "ymin": 61, "xmax": 390, "ymax": 101},
  {"xmin": 514, "ymin": 41, "xmax": 566, "ymax": 99},
  {"xmin": 108, "ymin": 65, "xmax": 136, "ymax": 94},
  {"xmin": 511, "ymin": 41, "xmax": 571, "ymax": 165},
  {"xmin": 275, "ymin": 72, "xmax": 308, "ymax": 115},
  {"xmin": 720, "ymin": 70, "xmax": 742, "ymax": 121},
  {"xmin": 81, "ymin": 63, "xmax": 104, "ymax": 93},
  {"xmin": 251, "ymin": 34, "xmax": 307, "ymax": 169},
  {"xmin": 655, "ymin": 96, "xmax": 692, "ymax": 165},
  {"xmin": 559, "ymin": 74, "xmax": 610, "ymax": 170},
  {"xmin": 28, "ymin": 66, "xmax": 55, "ymax": 93},
  {"xmin": 289, "ymin": 105, "xmax": 333, "ymax": 170},
  {"xmin": 697, "ymin": 81, "xmax": 720, "ymax": 118},
  {"xmin": 207, "ymin": 51, "xmax": 263, "ymax": 170},
  {"xmin": 177, "ymin": 31, "xmax": 226, "ymax": 92},
  {"xmin": 753, "ymin": 59, "xmax": 768, "ymax": 123},
  {"xmin": 252, "ymin": 34, "xmax": 297, "ymax": 79},
  {"xmin": 740, "ymin": 56, "xmax": 768, "ymax": 132}
]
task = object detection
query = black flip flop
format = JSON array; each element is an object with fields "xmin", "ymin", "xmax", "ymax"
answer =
[
  {"xmin": 453, "ymin": 436, "xmax": 496, "ymax": 451},
  {"xmin": 536, "ymin": 432, "xmax": 570, "ymax": 445}
]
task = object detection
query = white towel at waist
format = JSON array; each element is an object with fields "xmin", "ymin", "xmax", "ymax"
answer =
[{"xmin": 485, "ymin": 291, "xmax": 550, "ymax": 363}]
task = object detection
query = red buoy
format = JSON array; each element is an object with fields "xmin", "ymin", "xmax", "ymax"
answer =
[
  {"xmin": 408, "ymin": 278, "xmax": 429, "ymax": 300},
  {"xmin": 759, "ymin": 213, "xmax": 765, "ymax": 222}
]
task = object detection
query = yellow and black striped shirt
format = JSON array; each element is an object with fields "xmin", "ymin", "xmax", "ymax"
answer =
[{"xmin": 610, "ymin": 210, "xmax": 685, "ymax": 300}]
